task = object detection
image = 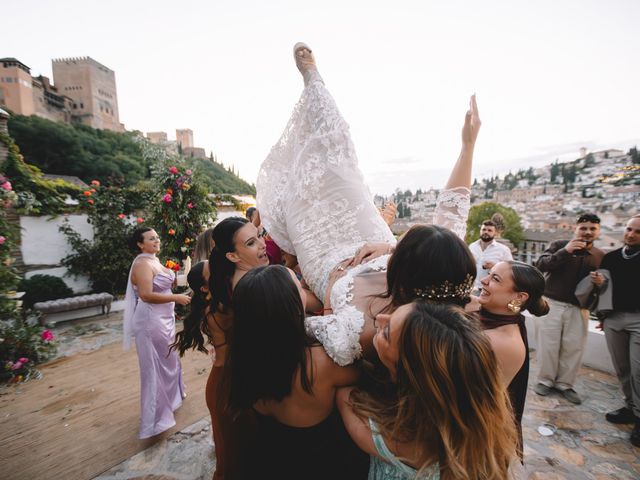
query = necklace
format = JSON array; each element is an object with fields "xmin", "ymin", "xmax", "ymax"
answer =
[{"xmin": 621, "ymin": 246, "xmax": 640, "ymax": 260}]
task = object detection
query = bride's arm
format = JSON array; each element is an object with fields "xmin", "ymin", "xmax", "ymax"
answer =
[
  {"xmin": 444, "ymin": 94, "xmax": 481, "ymax": 190},
  {"xmin": 350, "ymin": 96, "xmax": 481, "ymax": 265},
  {"xmin": 433, "ymin": 94, "xmax": 481, "ymax": 239}
]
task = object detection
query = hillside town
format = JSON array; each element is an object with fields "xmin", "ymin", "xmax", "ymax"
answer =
[{"xmin": 378, "ymin": 147, "xmax": 640, "ymax": 261}]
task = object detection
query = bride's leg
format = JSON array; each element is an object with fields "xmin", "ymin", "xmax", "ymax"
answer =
[{"xmin": 257, "ymin": 43, "xmax": 395, "ymax": 299}]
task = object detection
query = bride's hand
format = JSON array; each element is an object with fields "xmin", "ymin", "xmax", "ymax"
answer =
[
  {"xmin": 461, "ymin": 94, "xmax": 481, "ymax": 148},
  {"xmin": 349, "ymin": 242, "xmax": 393, "ymax": 266}
]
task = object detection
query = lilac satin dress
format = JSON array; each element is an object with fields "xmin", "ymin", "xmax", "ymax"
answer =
[{"xmin": 132, "ymin": 269, "xmax": 185, "ymax": 439}]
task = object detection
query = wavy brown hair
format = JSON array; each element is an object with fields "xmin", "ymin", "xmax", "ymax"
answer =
[{"xmin": 351, "ymin": 302, "xmax": 517, "ymax": 479}]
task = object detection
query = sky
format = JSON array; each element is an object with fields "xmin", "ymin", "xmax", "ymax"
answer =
[{"xmin": 4, "ymin": 0, "xmax": 640, "ymax": 195}]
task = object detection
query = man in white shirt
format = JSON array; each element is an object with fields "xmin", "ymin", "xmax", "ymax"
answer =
[{"xmin": 469, "ymin": 219, "xmax": 513, "ymax": 290}]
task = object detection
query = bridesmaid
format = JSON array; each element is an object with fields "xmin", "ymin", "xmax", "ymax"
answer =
[{"xmin": 123, "ymin": 227, "xmax": 191, "ymax": 439}]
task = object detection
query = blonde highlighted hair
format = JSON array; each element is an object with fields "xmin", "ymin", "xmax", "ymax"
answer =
[{"xmin": 351, "ymin": 302, "xmax": 517, "ymax": 479}]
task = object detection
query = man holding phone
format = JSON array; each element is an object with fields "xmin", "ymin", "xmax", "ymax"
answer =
[{"xmin": 534, "ymin": 213, "xmax": 604, "ymax": 404}]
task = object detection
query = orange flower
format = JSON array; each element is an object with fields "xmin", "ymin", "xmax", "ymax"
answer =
[
  {"xmin": 168, "ymin": 228, "xmax": 176, "ymax": 235},
  {"xmin": 83, "ymin": 191, "xmax": 92, "ymax": 196},
  {"xmin": 167, "ymin": 188, "xmax": 173, "ymax": 195},
  {"xmin": 184, "ymin": 238, "xmax": 191, "ymax": 244}
]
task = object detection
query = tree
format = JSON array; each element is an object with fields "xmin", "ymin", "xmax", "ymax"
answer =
[
  {"xmin": 465, "ymin": 202, "xmax": 524, "ymax": 247},
  {"xmin": 60, "ymin": 183, "xmax": 142, "ymax": 295},
  {"xmin": 629, "ymin": 146, "xmax": 639, "ymax": 164},
  {"xmin": 584, "ymin": 153, "xmax": 595, "ymax": 167},
  {"xmin": 550, "ymin": 160, "xmax": 560, "ymax": 183}
]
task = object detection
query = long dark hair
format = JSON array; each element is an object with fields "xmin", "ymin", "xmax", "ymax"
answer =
[
  {"xmin": 128, "ymin": 227, "xmax": 153, "ymax": 253},
  {"xmin": 209, "ymin": 217, "xmax": 249, "ymax": 310},
  {"xmin": 226, "ymin": 265, "xmax": 313, "ymax": 412},
  {"xmin": 171, "ymin": 261, "xmax": 213, "ymax": 355},
  {"xmin": 384, "ymin": 225, "xmax": 476, "ymax": 309},
  {"xmin": 351, "ymin": 302, "xmax": 517, "ymax": 479},
  {"xmin": 508, "ymin": 261, "xmax": 549, "ymax": 316}
]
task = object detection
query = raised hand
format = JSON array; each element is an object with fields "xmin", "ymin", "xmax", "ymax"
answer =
[{"xmin": 461, "ymin": 94, "xmax": 481, "ymax": 148}]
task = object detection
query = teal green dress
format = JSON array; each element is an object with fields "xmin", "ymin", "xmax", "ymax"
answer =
[{"xmin": 368, "ymin": 419, "xmax": 440, "ymax": 480}]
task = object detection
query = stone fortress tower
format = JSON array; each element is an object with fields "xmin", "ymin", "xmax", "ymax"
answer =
[
  {"xmin": 52, "ymin": 57, "xmax": 123, "ymax": 131},
  {"xmin": 0, "ymin": 58, "xmax": 36, "ymax": 116},
  {"xmin": 176, "ymin": 129, "xmax": 194, "ymax": 149}
]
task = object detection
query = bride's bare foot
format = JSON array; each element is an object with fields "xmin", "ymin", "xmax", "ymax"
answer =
[{"xmin": 293, "ymin": 42, "xmax": 320, "ymax": 86}]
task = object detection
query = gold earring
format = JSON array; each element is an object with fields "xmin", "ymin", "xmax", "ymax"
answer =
[{"xmin": 507, "ymin": 299, "xmax": 522, "ymax": 314}]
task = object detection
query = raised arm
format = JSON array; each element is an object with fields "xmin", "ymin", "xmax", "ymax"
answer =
[
  {"xmin": 433, "ymin": 95, "xmax": 480, "ymax": 239},
  {"xmin": 445, "ymin": 94, "xmax": 480, "ymax": 190}
]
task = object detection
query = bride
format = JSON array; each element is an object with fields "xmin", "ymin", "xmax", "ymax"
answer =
[{"xmin": 257, "ymin": 43, "xmax": 480, "ymax": 365}]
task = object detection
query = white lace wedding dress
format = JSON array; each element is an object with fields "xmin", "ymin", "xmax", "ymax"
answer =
[{"xmin": 257, "ymin": 70, "xmax": 470, "ymax": 365}]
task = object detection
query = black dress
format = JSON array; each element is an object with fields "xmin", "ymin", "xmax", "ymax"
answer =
[
  {"xmin": 478, "ymin": 308, "xmax": 529, "ymax": 459},
  {"xmin": 240, "ymin": 408, "xmax": 369, "ymax": 480}
]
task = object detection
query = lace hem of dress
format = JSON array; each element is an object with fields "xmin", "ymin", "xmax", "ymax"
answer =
[{"xmin": 305, "ymin": 305, "xmax": 364, "ymax": 366}]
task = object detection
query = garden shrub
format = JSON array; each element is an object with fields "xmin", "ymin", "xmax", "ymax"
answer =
[{"xmin": 18, "ymin": 274, "xmax": 73, "ymax": 310}]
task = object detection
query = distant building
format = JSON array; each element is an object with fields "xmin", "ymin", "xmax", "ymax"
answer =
[
  {"xmin": 0, "ymin": 58, "xmax": 36, "ymax": 115},
  {"xmin": 52, "ymin": 57, "xmax": 123, "ymax": 132},
  {"xmin": 176, "ymin": 129, "xmax": 194, "ymax": 149},
  {"xmin": 146, "ymin": 131, "xmax": 168, "ymax": 144},
  {"xmin": 31, "ymin": 75, "xmax": 74, "ymax": 123},
  {"xmin": 0, "ymin": 56, "xmax": 123, "ymax": 132},
  {"xmin": 183, "ymin": 147, "xmax": 206, "ymax": 159}
]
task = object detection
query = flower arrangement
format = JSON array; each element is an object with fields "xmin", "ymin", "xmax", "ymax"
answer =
[{"xmin": 148, "ymin": 161, "xmax": 216, "ymax": 262}]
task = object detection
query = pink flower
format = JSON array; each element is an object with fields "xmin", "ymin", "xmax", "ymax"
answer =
[
  {"xmin": 1, "ymin": 181, "xmax": 12, "ymax": 191},
  {"xmin": 117, "ymin": 213, "xmax": 126, "ymax": 219},
  {"xmin": 136, "ymin": 217, "xmax": 144, "ymax": 224},
  {"xmin": 11, "ymin": 361, "xmax": 22, "ymax": 370},
  {"xmin": 0, "ymin": 236, "xmax": 5, "ymax": 245},
  {"xmin": 91, "ymin": 180, "xmax": 101, "ymax": 187},
  {"xmin": 41, "ymin": 330, "xmax": 54, "ymax": 342},
  {"xmin": 162, "ymin": 194, "xmax": 172, "ymax": 203},
  {"xmin": 187, "ymin": 202, "xmax": 194, "ymax": 209},
  {"xmin": 169, "ymin": 166, "xmax": 178, "ymax": 174},
  {"xmin": 186, "ymin": 169, "xmax": 193, "ymax": 176},
  {"xmin": 18, "ymin": 357, "xmax": 29, "ymax": 364}
]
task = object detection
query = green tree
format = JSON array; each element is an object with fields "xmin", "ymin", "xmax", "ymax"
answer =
[
  {"xmin": 8, "ymin": 115, "xmax": 149, "ymax": 186},
  {"xmin": 550, "ymin": 160, "xmax": 560, "ymax": 183},
  {"xmin": 465, "ymin": 202, "xmax": 524, "ymax": 247}
]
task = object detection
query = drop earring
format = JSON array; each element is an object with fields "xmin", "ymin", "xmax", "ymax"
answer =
[{"xmin": 507, "ymin": 299, "xmax": 522, "ymax": 314}]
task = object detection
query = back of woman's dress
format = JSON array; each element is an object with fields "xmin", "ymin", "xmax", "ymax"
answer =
[{"xmin": 132, "ymin": 270, "xmax": 185, "ymax": 439}]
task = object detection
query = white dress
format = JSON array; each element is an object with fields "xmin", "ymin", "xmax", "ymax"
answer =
[{"xmin": 257, "ymin": 70, "xmax": 470, "ymax": 366}]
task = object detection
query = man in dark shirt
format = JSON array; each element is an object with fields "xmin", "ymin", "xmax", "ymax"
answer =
[
  {"xmin": 592, "ymin": 214, "xmax": 640, "ymax": 447},
  {"xmin": 534, "ymin": 213, "xmax": 604, "ymax": 404}
]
